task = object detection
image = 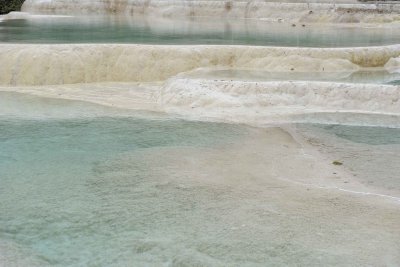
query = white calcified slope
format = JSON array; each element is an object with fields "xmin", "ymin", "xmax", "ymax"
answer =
[
  {"xmin": 22, "ymin": 0, "xmax": 400, "ymax": 23},
  {"xmin": 385, "ymin": 56, "xmax": 400, "ymax": 73},
  {"xmin": 1, "ymin": 78, "xmax": 399, "ymax": 126},
  {"xmin": 1, "ymin": 44, "xmax": 400, "ymax": 86},
  {"xmin": 158, "ymin": 78, "xmax": 400, "ymax": 124}
]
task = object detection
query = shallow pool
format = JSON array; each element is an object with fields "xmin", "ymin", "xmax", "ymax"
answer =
[
  {"xmin": 1, "ymin": 93, "xmax": 400, "ymax": 266},
  {"xmin": 1, "ymin": 15, "xmax": 400, "ymax": 47},
  {"xmin": 185, "ymin": 68, "xmax": 400, "ymax": 85},
  {"xmin": 0, "ymin": 93, "xmax": 248, "ymax": 266},
  {"xmin": 296, "ymin": 123, "xmax": 400, "ymax": 195}
]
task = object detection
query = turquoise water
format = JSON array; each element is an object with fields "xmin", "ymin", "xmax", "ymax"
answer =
[
  {"xmin": 0, "ymin": 100, "xmax": 246, "ymax": 265},
  {"xmin": 1, "ymin": 15, "xmax": 400, "ymax": 47},
  {"xmin": 1, "ymin": 93, "xmax": 400, "ymax": 265},
  {"xmin": 313, "ymin": 124, "xmax": 400, "ymax": 145},
  {"xmin": 0, "ymin": 92, "xmax": 249, "ymax": 266},
  {"xmin": 387, "ymin": 79, "xmax": 400, "ymax": 85}
]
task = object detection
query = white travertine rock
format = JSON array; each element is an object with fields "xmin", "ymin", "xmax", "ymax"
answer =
[
  {"xmin": 1, "ymin": 79, "xmax": 399, "ymax": 126},
  {"xmin": 158, "ymin": 78, "xmax": 400, "ymax": 124},
  {"xmin": 21, "ymin": 0, "xmax": 400, "ymax": 23},
  {"xmin": 0, "ymin": 11, "xmax": 72, "ymax": 21},
  {"xmin": 385, "ymin": 57, "xmax": 400, "ymax": 73},
  {"xmin": 1, "ymin": 44, "xmax": 399, "ymax": 86},
  {"xmin": 0, "ymin": 12, "xmax": 32, "ymax": 21}
]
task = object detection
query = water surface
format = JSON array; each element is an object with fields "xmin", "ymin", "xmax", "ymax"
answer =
[
  {"xmin": 1, "ymin": 15, "xmax": 400, "ymax": 47},
  {"xmin": 0, "ymin": 94, "xmax": 247, "ymax": 266},
  {"xmin": 185, "ymin": 68, "xmax": 400, "ymax": 85},
  {"xmin": 1, "ymin": 93, "xmax": 400, "ymax": 266},
  {"xmin": 296, "ymin": 123, "xmax": 400, "ymax": 195}
]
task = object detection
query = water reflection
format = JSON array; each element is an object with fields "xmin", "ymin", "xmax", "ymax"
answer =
[{"xmin": 1, "ymin": 14, "xmax": 399, "ymax": 47}]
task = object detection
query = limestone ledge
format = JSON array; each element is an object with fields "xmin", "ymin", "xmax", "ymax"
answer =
[
  {"xmin": 159, "ymin": 78, "xmax": 400, "ymax": 123},
  {"xmin": 21, "ymin": 0, "xmax": 400, "ymax": 23},
  {"xmin": 1, "ymin": 44, "xmax": 400, "ymax": 86},
  {"xmin": 385, "ymin": 56, "xmax": 400, "ymax": 73},
  {"xmin": 1, "ymin": 79, "xmax": 399, "ymax": 127}
]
